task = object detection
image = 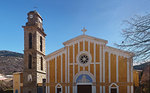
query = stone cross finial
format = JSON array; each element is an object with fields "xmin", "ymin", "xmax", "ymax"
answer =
[{"xmin": 81, "ymin": 27, "xmax": 87, "ymax": 35}]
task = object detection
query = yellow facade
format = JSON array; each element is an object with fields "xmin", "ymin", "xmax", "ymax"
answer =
[
  {"xmin": 133, "ymin": 70, "xmax": 140, "ymax": 87},
  {"xmin": 13, "ymin": 72, "xmax": 23, "ymax": 93},
  {"xmin": 45, "ymin": 35, "xmax": 134, "ymax": 93}
]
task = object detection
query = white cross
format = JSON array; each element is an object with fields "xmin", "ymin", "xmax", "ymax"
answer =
[{"xmin": 81, "ymin": 27, "xmax": 87, "ymax": 35}]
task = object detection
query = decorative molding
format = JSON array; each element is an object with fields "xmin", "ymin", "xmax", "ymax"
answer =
[
  {"xmin": 55, "ymin": 83, "xmax": 62, "ymax": 93},
  {"xmin": 76, "ymin": 51, "xmax": 92, "ymax": 67},
  {"xmin": 105, "ymin": 46, "xmax": 133, "ymax": 58},
  {"xmin": 73, "ymin": 71, "xmax": 96, "ymax": 83},
  {"xmin": 63, "ymin": 35, "xmax": 107, "ymax": 46},
  {"xmin": 45, "ymin": 47, "xmax": 65, "ymax": 61},
  {"xmin": 109, "ymin": 83, "xmax": 119, "ymax": 93}
]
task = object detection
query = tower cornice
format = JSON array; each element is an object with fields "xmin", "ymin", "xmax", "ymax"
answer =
[{"xmin": 22, "ymin": 25, "xmax": 46, "ymax": 37}]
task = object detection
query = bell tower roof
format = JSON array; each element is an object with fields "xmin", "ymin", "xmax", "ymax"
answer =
[{"xmin": 27, "ymin": 10, "xmax": 43, "ymax": 20}]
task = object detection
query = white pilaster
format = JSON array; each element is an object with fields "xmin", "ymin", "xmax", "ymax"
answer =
[
  {"xmin": 88, "ymin": 41, "xmax": 90, "ymax": 72},
  {"xmin": 61, "ymin": 54, "xmax": 63, "ymax": 82},
  {"xmin": 109, "ymin": 53, "xmax": 111, "ymax": 83},
  {"xmin": 103, "ymin": 47, "xmax": 105, "ymax": 82},
  {"xmin": 74, "ymin": 86, "xmax": 77, "ymax": 93},
  {"xmin": 103, "ymin": 86, "xmax": 105, "ymax": 93},
  {"xmin": 116, "ymin": 55, "xmax": 118, "ymax": 82},
  {"xmin": 131, "ymin": 86, "xmax": 133, "ymax": 93},
  {"xmin": 100, "ymin": 86, "xmax": 102, "ymax": 93},
  {"xmin": 65, "ymin": 50, "xmax": 67, "ymax": 83},
  {"xmin": 78, "ymin": 42, "xmax": 80, "ymax": 72},
  {"xmin": 73, "ymin": 44, "xmax": 75, "ymax": 77},
  {"xmin": 68, "ymin": 46, "xmax": 70, "ymax": 83},
  {"xmin": 94, "ymin": 43, "xmax": 96, "ymax": 77},
  {"xmin": 68, "ymin": 86, "xmax": 70, "ymax": 93},
  {"xmin": 55, "ymin": 57, "xmax": 57, "ymax": 83},
  {"xmin": 127, "ymin": 60, "xmax": 129, "ymax": 82},
  {"xmin": 131, "ymin": 61, "xmax": 133, "ymax": 82},
  {"xmin": 92, "ymin": 86, "xmax": 96, "ymax": 93},
  {"xmin": 48, "ymin": 86, "xmax": 50, "ymax": 93},
  {"xmin": 127, "ymin": 86, "xmax": 130, "ymax": 93},
  {"xmin": 100, "ymin": 45, "xmax": 102, "ymax": 82},
  {"xmin": 65, "ymin": 86, "xmax": 67, "ymax": 93},
  {"xmin": 83, "ymin": 39, "xmax": 85, "ymax": 51}
]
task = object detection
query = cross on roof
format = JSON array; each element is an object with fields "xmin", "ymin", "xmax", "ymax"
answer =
[{"xmin": 81, "ymin": 27, "xmax": 87, "ymax": 35}]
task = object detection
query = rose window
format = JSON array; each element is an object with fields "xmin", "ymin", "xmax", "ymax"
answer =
[{"xmin": 79, "ymin": 54, "xmax": 89, "ymax": 64}]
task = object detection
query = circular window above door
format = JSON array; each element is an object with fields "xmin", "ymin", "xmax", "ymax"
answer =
[{"xmin": 77, "ymin": 51, "xmax": 92, "ymax": 67}]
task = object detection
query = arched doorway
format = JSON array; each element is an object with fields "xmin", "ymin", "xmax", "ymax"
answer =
[
  {"xmin": 76, "ymin": 75, "xmax": 92, "ymax": 93},
  {"xmin": 73, "ymin": 71, "xmax": 96, "ymax": 93}
]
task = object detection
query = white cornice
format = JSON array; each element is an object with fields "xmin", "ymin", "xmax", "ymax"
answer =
[
  {"xmin": 105, "ymin": 46, "xmax": 134, "ymax": 58},
  {"xmin": 45, "ymin": 47, "xmax": 65, "ymax": 60},
  {"xmin": 63, "ymin": 35, "xmax": 108, "ymax": 46}
]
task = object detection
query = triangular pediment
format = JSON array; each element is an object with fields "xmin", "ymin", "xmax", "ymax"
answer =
[{"xmin": 63, "ymin": 35, "xmax": 108, "ymax": 46}]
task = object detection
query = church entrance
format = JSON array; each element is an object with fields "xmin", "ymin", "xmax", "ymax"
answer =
[{"xmin": 77, "ymin": 85, "xmax": 92, "ymax": 93}]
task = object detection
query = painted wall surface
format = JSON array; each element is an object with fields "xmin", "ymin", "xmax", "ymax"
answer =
[
  {"xmin": 133, "ymin": 70, "xmax": 139, "ymax": 87},
  {"xmin": 13, "ymin": 73, "xmax": 23, "ymax": 93},
  {"xmin": 46, "ymin": 35, "xmax": 133, "ymax": 93}
]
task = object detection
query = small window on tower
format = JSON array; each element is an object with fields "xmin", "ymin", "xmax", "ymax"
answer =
[
  {"xmin": 40, "ymin": 36, "xmax": 42, "ymax": 51},
  {"xmin": 28, "ymin": 54, "xmax": 32, "ymax": 69},
  {"xmin": 29, "ymin": 33, "xmax": 32, "ymax": 49},
  {"xmin": 41, "ymin": 57, "xmax": 43, "ymax": 70}
]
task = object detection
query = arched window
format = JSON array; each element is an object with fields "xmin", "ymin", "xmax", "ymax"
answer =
[
  {"xmin": 41, "ymin": 57, "xmax": 43, "ymax": 70},
  {"xmin": 28, "ymin": 54, "xmax": 32, "ymax": 69},
  {"xmin": 40, "ymin": 36, "xmax": 42, "ymax": 51},
  {"xmin": 55, "ymin": 84, "xmax": 62, "ymax": 93},
  {"xmin": 109, "ymin": 83, "xmax": 119, "ymax": 93},
  {"xmin": 29, "ymin": 33, "xmax": 32, "ymax": 49}
]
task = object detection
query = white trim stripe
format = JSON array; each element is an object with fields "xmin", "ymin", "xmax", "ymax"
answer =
[
  {"xmin": 61, "ymin": 54, "xmax": 63, "ymax": 82},
  {"xmin": 55, "ymin": 57, "xmax": 57, "ymax": 83},
  {"xmin": 109, "ymin": 53, "xmax": 111, "ymax": 83},
  {"xmin": 116, "ymin": 55, "xmax": 118, "ymax": 82}
]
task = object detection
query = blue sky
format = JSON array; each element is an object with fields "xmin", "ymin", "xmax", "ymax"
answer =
[{"xmin": 0, "ymin": 0, "xmax": 150, "ymax": 55}]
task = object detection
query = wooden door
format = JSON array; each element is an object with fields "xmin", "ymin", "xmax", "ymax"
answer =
[{"xmin": 77, "ymin": 85, "xmax": 92, "ymax": 93}]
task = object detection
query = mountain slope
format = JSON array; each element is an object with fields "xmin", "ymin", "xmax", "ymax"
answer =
[
  {"xmin": 0, "ymin": 50, "xmax": 23, "ymax": 57},
  {"xmin": 0, "ymin": 50, "xmax": 23, "ymax": 75}
]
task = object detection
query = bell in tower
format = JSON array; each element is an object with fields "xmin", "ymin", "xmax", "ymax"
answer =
[{"xmin": 22, "ymin": 10, "xmax": 46, "ymax": 93}]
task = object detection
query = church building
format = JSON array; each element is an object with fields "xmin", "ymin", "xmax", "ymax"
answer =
[{"xmin": 13, "ymin": 11, "xmax": 134, "ymax": 93}]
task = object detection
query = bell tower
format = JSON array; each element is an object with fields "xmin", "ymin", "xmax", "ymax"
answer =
[{"xmin": 22, "ymin": 10, "xmax": 46, "ymax": 93}]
